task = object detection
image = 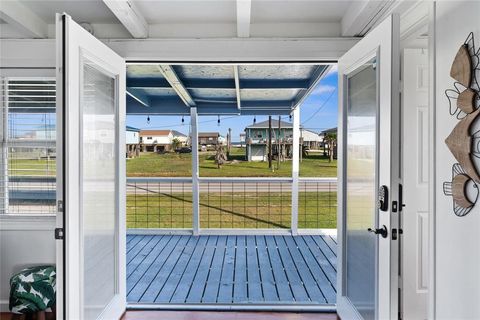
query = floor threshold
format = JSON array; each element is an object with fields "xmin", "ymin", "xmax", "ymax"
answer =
[{"xmin": 127, "ymin": 303, "xmax": 337, "ymax": 313}]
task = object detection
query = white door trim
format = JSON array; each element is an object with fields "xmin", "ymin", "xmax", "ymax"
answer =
[
  {"xmin": 337, "ymin": 14, "xmax": 401, "ymax": 320},
  {"xmin": 56, "ymin": 13, "xmax": 126, "ymax": 320}
]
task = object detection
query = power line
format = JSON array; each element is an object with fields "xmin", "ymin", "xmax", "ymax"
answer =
[{"xmin": 301, "ymin": 88, "xmax": 337, "ymax": 126}]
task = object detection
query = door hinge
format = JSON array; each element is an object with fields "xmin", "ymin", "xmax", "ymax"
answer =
[
  {"xmin": 54, "ymin": 228, "xmax": 64, "ymax": 240},
  {"xmin": 57, "ymin": 200, "xmax": 64, "ymax": 212}
]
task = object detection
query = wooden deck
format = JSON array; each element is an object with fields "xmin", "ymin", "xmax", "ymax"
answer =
[{"xmin": 127, "ymin": 235, "xmax": 337, "ymax": 305}]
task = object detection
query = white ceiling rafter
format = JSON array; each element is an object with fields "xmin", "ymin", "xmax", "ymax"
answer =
[
  {"xmin": 233, "ymin": 65, "xmax": 241, "ymax": 110},
  {"xmin": 103, "ymin": 0, "xmax": 148, "ymax": 38},
  {"xmin": 0, "ymin": 1, "xmax": 47, "ymax": 38},
  {"xmin": 157, "ymin": 65, "xmax": 196, "ymax": 107},
  {"xmin": 236, "ymin": 0, "xmax": 251, "ymax": 38},
  {"xmin": 341, "ymin": 0, "xmax": 394, "ymax": 37}
]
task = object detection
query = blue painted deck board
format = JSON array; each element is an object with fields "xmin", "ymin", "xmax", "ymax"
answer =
[
  {"xmin": 156, "ymin": 236, "xmax": 205, "ymax": 303},
  {"xmin": 127, "ymin": 235, "xmax": 163, "ymax": 278},
  {"xmin": 264, "ymin": 236, "xmax": 293, "ymax": 302},
  {"xmin": 274, "ymin": 236, "xmax": 310, "ymax": 301},
  {"xmin": 217, "ymin": 236, "xmax": 236, "ymax": 303},
  {"xmin": 142, "ymin": 236, "xmax": 194, "ymax": 302},
  {"xmin": 233, "ymin": 236, "xmax": 248, "ymax": 303},
  {"xmin": 202, "ymin": 236, "xmax": 227, "ymax": 303},
  {"xmin": 283, "ymin": 236, "xmax": 326, "ymax": 303},
  {"xmin": 312, "ymin": 235, "xmax": 337, "ymax": 271},
  {"xmin": 126, "ymin": 234, "xmax": 337, "ymax": 305},
  {"xmin": 127, "ymin": 235, "xmax": 154, "ymax": 263},
  {"xmin": 256, "ymin": 236, "xmax": 279, "ymax": 301},
  {"xmin": 128, "ymin": 235, "xmax": 185, "ymax": 302},
  {"xmin": 185, "ymin": 236, "xmax": 218, "ymax": 303},
  {"xmin": 170, "ymin": 236, "xmax": 209, "ymax": 303},
  {"xmin": 127, "ymin": 235, "xmax": 144, "ymax": 253},
  {"xmin": 298, "ymin": 236, "xmax": 336, "ymax": 302},
  {"xmin": 245, "ymin": 236, "xmax": 263, "ymax": 301}
]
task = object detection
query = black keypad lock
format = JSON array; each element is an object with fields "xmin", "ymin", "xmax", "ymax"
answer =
[{"xmin": 378, "ymin": 185, "xmax": 389, "ymax": 211}]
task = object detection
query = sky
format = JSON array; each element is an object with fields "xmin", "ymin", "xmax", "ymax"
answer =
[{"xmin": 126, "ymin": 65, "xmax": 338, "ymax": 142}]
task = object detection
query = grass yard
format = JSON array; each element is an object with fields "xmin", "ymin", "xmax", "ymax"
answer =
[
  {"xmin": 127, "ymin": 147, "xmax": 337, "ymax": 177},
  {"xmin": 126, "ymin": 191, "xmax": 337, "ymax": 229},
  {"xmin": 8, "ymin": 158, "xmax": 56, "ymax": 176}
]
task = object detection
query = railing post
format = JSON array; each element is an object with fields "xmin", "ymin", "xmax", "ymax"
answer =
[
  {"xmin": 291, "ymin": 107, "xmax": 299, "ymax": 235},
  {"xmin": 191, "ymin": 107, "xmax": 200, "ymax": 235}
]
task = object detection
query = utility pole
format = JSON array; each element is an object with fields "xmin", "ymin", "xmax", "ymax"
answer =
[
  {"xmin": 268, "ymin": 115, "xmax": 272, "ymax": 169},
  {"xmin": 300, "ymin": 129, "xmax": 303, "ymax": 163},
  {"xmin": 277, "ymin": 115, "xmax": 281, "ymax": 170},
  {"xmin": 227, "ymin": 127, "xmax": 231, "ymax": 158}
]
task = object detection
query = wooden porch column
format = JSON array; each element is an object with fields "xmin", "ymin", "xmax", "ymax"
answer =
[
  {"xmin": 191, "ymin": 107, "xmax": 200, "ymax": 235},
  {"xmin": 291, "ymin": 107, "xmax": 300, "ymax": 235}
]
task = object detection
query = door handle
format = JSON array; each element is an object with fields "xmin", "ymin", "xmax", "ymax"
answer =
[{"xmin": 367, "ymin": 225, "xmax": 388, "ymax": 238}]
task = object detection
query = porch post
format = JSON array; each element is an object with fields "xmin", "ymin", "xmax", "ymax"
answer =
[
  {"xmin": 191, "ymin": 107, "xmax": 200, "ymax": 235},
  {"xmin": 291, "ymin": 107, "xmax": 299, "ymax": 235}
]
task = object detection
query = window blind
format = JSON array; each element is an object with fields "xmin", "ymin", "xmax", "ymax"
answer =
[{"xmin": 1, "ymin": 78, "xmax": 56, "ymax": 215}]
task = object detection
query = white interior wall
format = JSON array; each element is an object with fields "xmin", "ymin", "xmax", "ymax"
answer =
[
  {"xmin": 0, "ymin": 218, "xmax": 56, "ymax": 312},
  {"xmin": 0, "ymin": 49, "xmax": 56, "ymax": 312},
  {"xmin": 435, "ymin": 1, "xmax": 480, "ymax": 319}
]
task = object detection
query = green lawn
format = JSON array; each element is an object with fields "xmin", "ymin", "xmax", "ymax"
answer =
[
  {"xmin": 127, "ymin": 147, "xmax": 337, "ymax": 177},
  {"xmin": 127, "ymin": 191, "xmax": 336, "ymax": 229},
  {"xmin": 8, "ymin": 159, "xmax": 56, "ymax": 176}
]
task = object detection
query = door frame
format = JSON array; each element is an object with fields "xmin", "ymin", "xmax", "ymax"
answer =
[
  {"xmin": 56, "ymin": 13, "xmax": 126, "ymax": 320},
  {"xmin": 337, "ymin": 14, "xmax": 401, "ymax": 320},
  {"xmin": 48, "ymin": 7, "xmax": 437, "ymax": 319}
]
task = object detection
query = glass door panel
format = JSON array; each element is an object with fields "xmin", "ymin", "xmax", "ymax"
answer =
[
  {"xmin": 81, "ymin": 59, "xmax": 117, "ymax": 320},
  {"xmin": 345, "ymin": 59, "xmax": 377, "ymax": 320}
]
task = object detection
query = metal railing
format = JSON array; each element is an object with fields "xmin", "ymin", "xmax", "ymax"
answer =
[
  {"xmin": 126, "ymin": 177, "xmax": 337, "ymax": 231},
  {"xmin": 298, "ymin": 178, "xmax": 337, "ymax": 229},
  {"xmin": 199, "ymin": 177, "xmax": 292, "ymax": 229},
  {"xmin": 127, "ymin": 177, "xmax": 193, "ymax": 229}
]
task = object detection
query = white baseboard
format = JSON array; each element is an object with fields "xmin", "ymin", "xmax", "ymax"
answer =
[{"xmin": 0, "ymin": 299, "xmax": 9, "ymax": 312}]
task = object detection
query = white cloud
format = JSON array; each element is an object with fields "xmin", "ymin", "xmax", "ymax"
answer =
[{"xmin": 312, "ymin": 84, "xmax": 336, "ymax": 95}]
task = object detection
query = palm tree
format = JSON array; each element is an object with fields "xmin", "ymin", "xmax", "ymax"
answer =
[
  {"xmin": 171, "ymin": 138, "xmax": 182, "ymax": 151},
  {"xmin": 323, "ymin": 133, "xmax": 337, "ymax": 162}
]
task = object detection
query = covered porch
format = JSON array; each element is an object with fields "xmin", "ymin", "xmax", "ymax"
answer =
[{"xmin": 126, "ymin": 234, "xmax": 336, "ymax": 308}]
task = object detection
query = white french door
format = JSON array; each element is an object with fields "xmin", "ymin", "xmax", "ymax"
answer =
[
  {"xmin": 337, "ymin": 15, "xmax": 400, "ymax": 320},
  {"xmin": 55, "ymin": 13, "xmax": 126, "ymax": 320}
]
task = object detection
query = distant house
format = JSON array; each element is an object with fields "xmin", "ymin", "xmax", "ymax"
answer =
[
  {"xmin": 244, "ymin": 119, "xmax": 294, "ymax": 161},
  {"xmin": 171, "ymin": 130, "xmax": 188, "ymax": 146},
  {"xmin": 300, "ymin": 129, "xmax": 323, "ymax": 150},
  {"xmin": 198, "ymin": 132, "xmax": 221, "ymax": 146},
  {"xmin": 239, "ymin": 133, "xmax": 246, "ymax": 147},
  {"xmin": 139, "ymin": 129, "xmax": 189, "ymax": 152},
  {"xmin": 126, "ymin": 126, "xmax": 140, "ymax": 158}
]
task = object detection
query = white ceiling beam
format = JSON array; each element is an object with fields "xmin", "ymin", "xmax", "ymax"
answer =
[
  {"xmin": 157, "ymin": 65, "xmax": 196, "ymax": 107},
  {"xmin": 103, "ymin": 0, "xmax": 148, "ymax": 38},
  {"xmin": 233, "ymin": 65, "xmax": 241, "ymax": 110},
  {"xmin": 107, "ymin": 37, "xmax": 359, "ymax": 61},
  {"xmin": 236, "ymin": 0, "xmax": 251, "ymax": 37},
  {"xmin": 341, "ymin": 0, "xmax": 388, "ymax": 36},
  {"xmin": 342, "ymin": 0, "xmax": 423, "ymax": 37},
  {"xmin": 126, "ymin": 88, "xmax": 150, "ymax": 107},
  {"xmin": 0, "ymin": 1, "xmax": 47, "ymax": 38}
]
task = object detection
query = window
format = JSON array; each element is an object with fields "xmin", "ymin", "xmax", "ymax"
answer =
[{"xmin": 1, "ymin": 78, "xmax": 56, "ymax": 215}]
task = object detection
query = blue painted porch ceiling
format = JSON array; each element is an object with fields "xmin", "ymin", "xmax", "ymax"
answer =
[{"xmin": 126, "ymin": 64, "xmax": 328, "ymax": 115}]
